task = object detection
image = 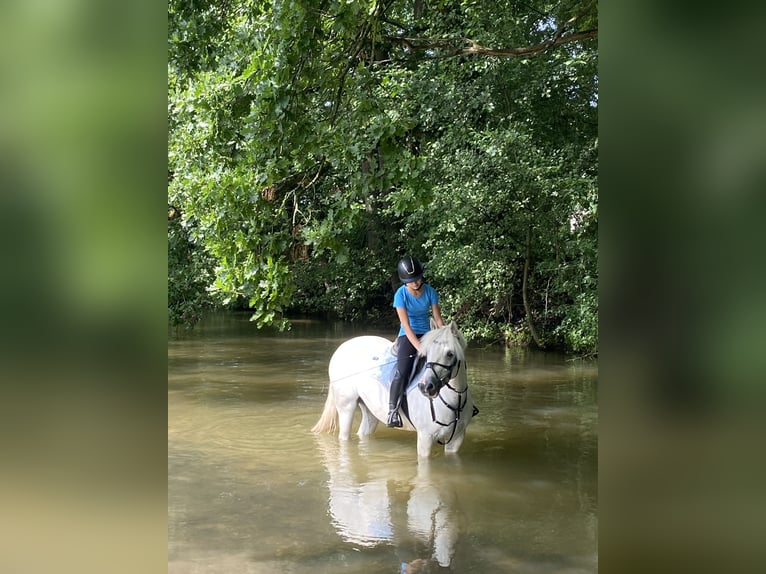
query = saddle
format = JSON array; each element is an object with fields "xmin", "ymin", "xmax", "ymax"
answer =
[
  {"xmin": 389, "ymin": 339, "xmax": 426, "ymax": 388},
  {"xmin": 388, "ymin": 340, "xmax": 426, "ymax": 426}
]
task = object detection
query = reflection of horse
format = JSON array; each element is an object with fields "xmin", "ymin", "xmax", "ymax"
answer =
[
  {"xmin": 406, "ymin": 461, "xmax": 460, "ymax": 568},
  {"xmin": 316, "ymin": 436, "xmax": 461, "ymax": 569},
  {"xmin": 312, "ymin": 322, "xmax": 477, "ymax": 458}
]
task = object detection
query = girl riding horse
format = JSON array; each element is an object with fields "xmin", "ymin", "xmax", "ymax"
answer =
[{"xmin": 387, "ymin": 256, "xmax": 444, "ymax": 428}]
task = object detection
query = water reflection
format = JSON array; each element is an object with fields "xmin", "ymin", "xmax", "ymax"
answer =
[
  {"xmin": 318, "ymin": 437, "xmax": 395, "ymax": 547},
  {"xmin": 406, "ymin": 460, "xmax": 460, "ymax": 568},
  {"xmin": 317, "ymin": 435, "xmax": 462, "ymax": 570}
]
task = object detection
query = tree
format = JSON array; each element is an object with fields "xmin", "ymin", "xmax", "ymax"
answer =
[{"xmin": 168, "ymin": 0, "xmax": 598, "ymax": 354}]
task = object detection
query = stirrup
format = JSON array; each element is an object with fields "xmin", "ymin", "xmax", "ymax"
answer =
[{"xmin": 386, "ymin": 409, "xmax": 402, "ymax": 428}]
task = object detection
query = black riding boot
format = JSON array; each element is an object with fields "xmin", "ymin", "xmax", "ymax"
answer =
[{"xmin": 386, "ymin": 370, "xmax": 404, "ymax": 427}]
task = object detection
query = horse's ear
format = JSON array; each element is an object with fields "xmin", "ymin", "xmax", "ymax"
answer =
[
  {"xmin": 430, "ymin": 318, "xmax": 437, "ymax": 330},
  {"xmin": 449, "ymin": 321, "xmax": 459, "ymax": 335}
]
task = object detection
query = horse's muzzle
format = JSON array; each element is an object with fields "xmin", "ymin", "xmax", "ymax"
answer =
[{"xmin": 418, "ymin": 373, "xmax": 440, "ymax": 397}]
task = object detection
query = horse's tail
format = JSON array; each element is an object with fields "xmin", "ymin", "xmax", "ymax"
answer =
[{"xmin": 311, "ymin": 383, "xmax": 338, "ymax": 434}]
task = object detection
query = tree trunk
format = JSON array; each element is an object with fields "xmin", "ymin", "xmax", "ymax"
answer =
[{"xmin": 522, "ymin": 225, "xmax": 544, "ymax": 348}]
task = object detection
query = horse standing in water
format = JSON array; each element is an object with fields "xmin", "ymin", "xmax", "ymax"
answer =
[{"xmin": 312, "ymin": 322, "xmax": 477, "ymax": 458}]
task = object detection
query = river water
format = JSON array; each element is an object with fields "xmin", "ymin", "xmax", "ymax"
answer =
[{"xmin": 168, "ymin": 313, "xmax": 598, "ymax": 573}]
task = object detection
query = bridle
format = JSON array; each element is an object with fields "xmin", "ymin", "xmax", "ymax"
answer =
[{"xmin": 423, "ymin": 357, "xmax": 472, "ymax": 445}]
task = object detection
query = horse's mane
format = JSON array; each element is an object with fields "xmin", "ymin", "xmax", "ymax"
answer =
[{"xmin": 418, "ymin": 323, "xmax": 466, "ymax": 361}]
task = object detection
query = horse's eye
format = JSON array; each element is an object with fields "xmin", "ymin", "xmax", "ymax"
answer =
[{"xmin": 446, "ymin": 351, "xmax": 454, "ymax": 359}]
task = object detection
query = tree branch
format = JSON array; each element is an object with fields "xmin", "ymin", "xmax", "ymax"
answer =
[
  {"xmin": 386, "ymin": 28, "xmax": 597, "ymax": 59},
  {"xmin": 381, "ymin": 16, "xmax": 408, "ymax": 31},
  {"xmin": 460, "ymin": 29, "xmax": 597, "ymax": 58},
  {"xmin": 523, "ymin": 225, "xmax": 544, "ymax": 349}
]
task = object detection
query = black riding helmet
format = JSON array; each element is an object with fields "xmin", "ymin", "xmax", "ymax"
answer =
[{"xmin": 397, "ymin": 256, "xmax": 424, "ymax": 283}]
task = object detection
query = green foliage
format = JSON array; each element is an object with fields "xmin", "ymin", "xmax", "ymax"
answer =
[
  {"xmin": 290, "ymin": 254, "xmax": 394, "ymax": 324},
  {"xmin": 167, "ymin": 217, "xmax": 215, "ymax": 326},
  {"xmin": 168, "ymin": 0, "xmax": 598, "ymax": 353}
]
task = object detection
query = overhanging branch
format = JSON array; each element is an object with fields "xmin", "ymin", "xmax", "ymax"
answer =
[
  {"xmin": 386, "ymin": 28, "xmax": 597, "ymax": 59},
  {"xmin": 459, "ymin": 29, "xmax": 597, "ymax": 58}
]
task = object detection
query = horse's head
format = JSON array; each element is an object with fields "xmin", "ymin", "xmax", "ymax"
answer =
[{"xmin": 417, "ymin": 322, "xmax": 466, "ymax": 398}]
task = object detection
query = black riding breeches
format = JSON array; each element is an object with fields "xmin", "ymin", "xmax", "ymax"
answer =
[{"xmin": 395, "ymin": 334, "xmax": 423, "ymax": 385}]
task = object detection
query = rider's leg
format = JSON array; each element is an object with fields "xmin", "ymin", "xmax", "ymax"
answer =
[
  {"xmin": 386, "ymin": 369, "xmax": 404, "ymax": 427},
  {"xmin": 387, "ymin": 336, "xmax": 417, "ymax": 428}
]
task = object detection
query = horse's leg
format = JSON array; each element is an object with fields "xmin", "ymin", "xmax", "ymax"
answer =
[
  {"xmin": 337, "ymin": 406, "xmax": 355, "ymax": 440},
  {"xmin": 416, "ymin": 432, "xmax": 434, "ymax": 458},
  {"xmin": 332, "ymin": 385, "xmax": 358, "ymax": 441},
  {"xmin": 356, "ymin": 400, "xmax": 379, "ymax": 437},
  {"xmin": 443, "ymin": 430, "xmax": 465, "ymax": 455}
]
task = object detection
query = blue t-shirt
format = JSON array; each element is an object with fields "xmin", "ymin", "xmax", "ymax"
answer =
[{"xmin": 393, "ymin": 283, "xmax": 439, "ymax": 337}]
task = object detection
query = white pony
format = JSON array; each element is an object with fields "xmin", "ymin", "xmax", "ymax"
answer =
[{"xmin": 312, "ymin": 322, "xmax": 477, "ymax": 458}]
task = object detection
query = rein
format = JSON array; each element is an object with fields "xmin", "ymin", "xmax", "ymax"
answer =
[{"xmin": 424, "ymin": 359, "xmax": 470, "ymax": 445}]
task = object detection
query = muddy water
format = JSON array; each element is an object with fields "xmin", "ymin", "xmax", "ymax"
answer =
[{"xmin": 168, "ymin": 313, "xmax": 598, "ymax": 573}]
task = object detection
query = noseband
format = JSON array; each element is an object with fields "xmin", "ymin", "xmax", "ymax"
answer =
[{"xmin": 424, "ymin": 357, "xmax": 460, "ymax": 390}]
